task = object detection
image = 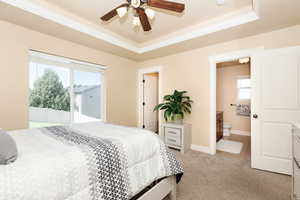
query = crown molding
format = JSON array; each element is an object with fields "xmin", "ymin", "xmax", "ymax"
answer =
[
  {"xmin": 138, "ymin": 6, "xmax": 259, "ymax": 53},
  {"xmin": 0, "ymin": 0, "xmax": 140, "ymax": 52},
  {"xmin": 0, "ymin": 0, "xmax": 260, "ymax": 54}
]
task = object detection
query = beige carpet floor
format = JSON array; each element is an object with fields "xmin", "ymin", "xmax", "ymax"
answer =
[{"xmin": 165, "ymin": 135, "xmax": 291, "ymax": 200}]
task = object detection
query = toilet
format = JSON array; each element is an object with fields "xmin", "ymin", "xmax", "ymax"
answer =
[{"xmin": 223, "ymin": 123, "xmax": 232, "ymax": 136}]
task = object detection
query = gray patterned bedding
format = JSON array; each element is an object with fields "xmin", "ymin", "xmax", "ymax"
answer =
[{"xmin": 0, "ymin": 122, "xmax": 183, "ymax": 200}]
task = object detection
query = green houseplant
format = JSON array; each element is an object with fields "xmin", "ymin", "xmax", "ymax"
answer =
[{"xmin": 154, "ymin": 90, "xmax": 193, "ymax": 123}]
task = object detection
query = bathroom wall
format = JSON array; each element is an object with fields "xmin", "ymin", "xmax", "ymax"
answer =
[{"xmin": 217, "ymin": 64, "xmax": 251, "ymax": 134}]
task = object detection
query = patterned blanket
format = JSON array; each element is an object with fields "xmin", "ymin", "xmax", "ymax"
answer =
[{"xmin": 42, "ymin": 124, "xmax": 183, "ymax": 200}]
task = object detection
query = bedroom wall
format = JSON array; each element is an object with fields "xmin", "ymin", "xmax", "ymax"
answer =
[
  {"xmin": 0, "ymin": 20, "xmax": 138, "ymax": 131},
  {"xmin": 217, "ymin": 64, "xmax": 251, "ymax": 133},
  {"xmin": 137, "ymin": 25, "xmax": 300, "ymax": 151}
]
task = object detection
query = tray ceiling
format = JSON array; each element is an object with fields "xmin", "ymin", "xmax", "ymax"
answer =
[{"xmin": 38, "ymin": 0, "xmax": 252, "ymax": 43}]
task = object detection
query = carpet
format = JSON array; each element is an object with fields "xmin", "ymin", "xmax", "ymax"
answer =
[{"xmin": 164, "ymin": 135, "xmax": 291, "ymax": 200}]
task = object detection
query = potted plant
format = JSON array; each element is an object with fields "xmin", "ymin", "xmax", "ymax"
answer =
[{"xmin": 154, "ymin": 90, "xmax": 193, "ymax": 124}]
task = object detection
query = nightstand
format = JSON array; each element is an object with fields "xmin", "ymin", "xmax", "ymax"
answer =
[{"xmin": 162, "ymin": 123, "xmax": 191, "ymax": 154}]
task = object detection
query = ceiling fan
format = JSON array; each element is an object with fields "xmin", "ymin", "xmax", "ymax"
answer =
[{"xmin": 100, "ymin": 0, "xmax": 185, "ymax": 32}]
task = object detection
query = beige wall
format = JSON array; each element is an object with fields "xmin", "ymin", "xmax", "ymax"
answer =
[
  {"xmin": 138, "ymin": 25, "xmax": 300, "ymax": 148},
  {"xmin": 0, "ymin": 20, "xmax": 138, "ymax": 131},
  {"xmin": 217, "ymin": 64, "xmax": 251, "ymax": 133},
  {"xmin": 2, "ymin": 18, "xmax": 300, "ymax": 150}
]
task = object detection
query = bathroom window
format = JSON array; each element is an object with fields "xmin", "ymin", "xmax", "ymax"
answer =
[{"xmin": 237, "ymin": 76, "xmax": 251, "ymax": 100}]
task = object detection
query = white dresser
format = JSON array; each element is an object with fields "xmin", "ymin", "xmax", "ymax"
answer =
[
  {"xmin": 292, "ymin": 124, "xmax": 300, "ymax": 200},
  {"xmin": 162, "ymin": 123, "xmax": 191, "ymax": 154}
]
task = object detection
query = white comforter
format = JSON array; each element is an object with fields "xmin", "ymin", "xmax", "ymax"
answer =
[{"xmin": 0, "ymin": 122, "xmax": 182, "ymax": 200}]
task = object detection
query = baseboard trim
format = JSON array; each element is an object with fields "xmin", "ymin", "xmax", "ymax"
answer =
[
  {"xmin": 191, "ymin": 144, "xmax": 212, "ymax": 154},
  {"xmin": 231, "ymin": 130, "xmax": 251, "ymax": 136}
]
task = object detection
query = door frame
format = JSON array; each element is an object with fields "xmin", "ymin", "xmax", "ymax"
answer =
[
  {"xmin": 137, "ymin": 66, "xmax": 162, "ymax": 135},
  {"xmin": 208, "ymin": 47, "xmax": 264, "ymax": 155}
]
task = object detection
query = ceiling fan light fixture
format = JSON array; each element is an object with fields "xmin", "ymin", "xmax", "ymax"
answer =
[
  {"xmin": 100, "ymin": 0, "xmax": 185, "ymax": 31},
  {"xmin": 239, "ymin": 57, "xmax": 250, "ymax": 64},
  {"xmin": 216, "ymin": 0, "xmax": 225, "ymax": 5},
  {"xmin": 145, "ymin": 8, "xmax": 155, "ymax": 20},
  {"xmin": 131, "ymin": 0, "xmax": 141, "ymax": 8},
  {"xmin": 116, "ymin": 6, "xmax": 128, "ymax": 18},
  {"xmin": 133, "ymin": 16, "xmax": 141, "ymax": 27}
]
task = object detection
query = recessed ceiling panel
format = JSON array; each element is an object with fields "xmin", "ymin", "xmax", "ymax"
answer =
[{"xmin": 36, "ymin": 0, "xmax": 253, "ymax": 43}]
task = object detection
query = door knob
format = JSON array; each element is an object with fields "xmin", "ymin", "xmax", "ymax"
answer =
[{"xmin": 253, "ymin": 114, "xmax": 258, "ymax": 119}]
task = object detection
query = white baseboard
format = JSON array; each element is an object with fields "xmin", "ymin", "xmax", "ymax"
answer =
[
  {"xmin": 191, "ymin": 144, "xmax": 212, "ymax": 154},
  {"xmin": 231, "ymin": 130, "xmax": 251, "ymax": 136}
]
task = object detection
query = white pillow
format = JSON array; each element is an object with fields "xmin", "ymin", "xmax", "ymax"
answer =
[{"xmin": 0, "ymin": 129, "xmax": 18, "ymax": 165}]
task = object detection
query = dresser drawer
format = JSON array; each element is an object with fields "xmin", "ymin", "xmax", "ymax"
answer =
[
  {"xmin": 294, "ymin": 126, "xmax": 300, "ymax": 135},
  {"xmin": 293, "ymin": 159, "xmax": 300, "ymax": 198},
  {"xmin": 162, "ymin": 123, "xmax": 191, "ymax": 154},
  {"xmin": 294, "ymin": 132, "xmax": 300, "ymax": 161},
  {"xmin": 165, "ymin": 127, "xmax": 181, "ymax": 139},
  {"xmin": 165, "ymin": 136, "xmax": 181, "ymax": 147}
]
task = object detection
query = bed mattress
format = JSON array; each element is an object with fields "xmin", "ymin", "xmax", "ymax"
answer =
[{"xmin": 0, "ymin": 122, "xmax": 183, "ymax": 200}]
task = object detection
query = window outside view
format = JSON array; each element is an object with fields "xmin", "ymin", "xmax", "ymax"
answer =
[
  {"xmin": 237, "ymin": 77, "xmax": 251, "ymax": 100},
  {"xmin": 73, "ymin": 70, "xmax": 102, "ymax": 123},
  {"xmin": 29, "ymin": 62, "xmax": 102, "ymax": 128}
]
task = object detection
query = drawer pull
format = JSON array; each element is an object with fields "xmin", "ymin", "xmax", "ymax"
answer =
[
  {"xmin": 294, "ymin": 194, "xmax": 300, "ymax": 200},
  {"xmin": 295, "ymin": 158, "xmax": 300, "ymax": 169}
]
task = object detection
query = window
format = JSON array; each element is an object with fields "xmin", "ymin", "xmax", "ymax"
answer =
[
  {"xmin": 29, "ymin": 51, "xmax": 105, "ymax": 128},
  {"xmin": 73, "ymin": 70, "xmax": 102, "ymax": 123},
  {"xmin": 237, "ymin": 76, "xmax": 251, "ymax": 100}
]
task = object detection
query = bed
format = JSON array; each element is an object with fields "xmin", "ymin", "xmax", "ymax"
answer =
[{"xmin": 0, "ymin": 122, "xmax": 183, "ymax": 200}]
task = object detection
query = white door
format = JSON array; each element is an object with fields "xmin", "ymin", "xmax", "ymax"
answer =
[
  {"xmin": 252, "ymin": 46, "xmax": 300, "ymax": 175},
  {"xmin": 143, "ymin": 74, "xmax": 159, "ymax": 132}
]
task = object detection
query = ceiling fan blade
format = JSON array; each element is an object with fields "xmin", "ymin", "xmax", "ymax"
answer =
[
  {"xmin": 100, "ymin": 3, "xmax": 129, "ymax": 21},
  {"xmin": 136, "ymin": 8, "xmax": 151, "ymax": 32},
  {"xmin": 148, "ymin": 0, "xmax": 185, "ymax": 13}
]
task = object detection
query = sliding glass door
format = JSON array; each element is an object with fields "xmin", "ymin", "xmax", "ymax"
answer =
[
  {"xmin": 29, "ymin": 62, "xmax": 71, "ymax": 128},
  {"xmin": 73, "ymin": 70, "xmax": 102, "ymax": 123},
  {"xmin": 29, "ymin": 51, "xmax": 105, "ymax": 128}
]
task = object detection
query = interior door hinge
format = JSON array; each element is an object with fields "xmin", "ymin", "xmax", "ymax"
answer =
[
  {"xmin": 142, "ymin": 102, "xmax": 146, "ymax": 106},
  {"xmin": 142, "ymin": 125, "xmax": 145, "ymax": 129},
  {"xmin": 142, "ymin": 79, "xmax": 145, "ymax": 83}
]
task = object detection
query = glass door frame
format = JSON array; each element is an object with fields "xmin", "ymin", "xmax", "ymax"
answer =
[
  {"xmin": 69, "ymin": 64, "xmax": 106, "ymax": 124},
  {"xmin": 28, "ymin": 51, "xmax": 106, "ymax": 128}
]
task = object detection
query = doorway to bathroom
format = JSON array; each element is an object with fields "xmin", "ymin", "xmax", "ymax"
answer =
[
  {"xmin": 215, "ymin": 58, "xmax": 251, "ymax": 157},
  {"xmin": 210, "ymin": 46, "xmax": 300, "ymax": 174}
]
